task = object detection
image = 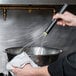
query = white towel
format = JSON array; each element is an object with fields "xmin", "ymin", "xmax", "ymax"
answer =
[
  {"xmin": 0, "ymin": 51, "xmax": 8, "ymax": 75},
  {"xmin": 6, "ymin": 52, "xmax": 38, "ymax": 76}
]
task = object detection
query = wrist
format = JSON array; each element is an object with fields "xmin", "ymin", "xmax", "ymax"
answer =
[{"xmin": 34, "ymin": 66, "xmax": 50, "ymax": 76}]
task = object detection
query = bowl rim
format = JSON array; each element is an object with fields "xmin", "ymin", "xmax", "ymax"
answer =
[{"xmin": 5, "ymin": 46, "xmax": 63, "ymax": 55}]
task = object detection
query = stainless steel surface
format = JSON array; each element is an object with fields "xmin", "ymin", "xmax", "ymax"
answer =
[
  {"xmin": 5, "ymin": 47, "xmax": 22, "ymax": 55},
  {"xmin": 5, "ymin": 46, "xmax": 62, "ymax": 66},
  {"xmin": 0, "ymin": 6, "xmax": 76, "ymax": 53},
  {"xmin": 25, "ymin": 46, "xmax": 62, "ymax": 66},
  {"xmin": 0, "ymin": 0, "xmax": 75, "ymax": 4},
  {"xmin": 25, "ymin": 46, "xmax": 62, "ymax": 55}
]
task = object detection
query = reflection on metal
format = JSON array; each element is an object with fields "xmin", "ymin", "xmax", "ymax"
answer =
[
  {"xmin": 0, "ymin": 5, "xmax": 56, "ymax": 20},
  {"xmin": 3, "ymin": 8, "xmax": 7, "ymax": 20},
  {"xmin": 28, "ymin": 9, "xmax": 32, "ymax": 13}
]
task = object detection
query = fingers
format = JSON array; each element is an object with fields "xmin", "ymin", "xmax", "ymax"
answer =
[
  {"xmin": 53, "ymin": 14, "xmax": 66, "ymax": 26},
  {"xmin": 57, "ymin": 20, "xmax": 66, "ymax": 26},
  {"xmin": 53, "ymin": 13, "xmax": 65, "ymax": 20},
  {"xmin": 12, "ymin": 67, "xmax": 17, "ymax": 73},
  {"xmin": 53, "ymin": 11, "xmax": 70, "ymax": 19},
  {"xmin": 12, "ymin": 67, "xmax": 21, "ymax": 75}
]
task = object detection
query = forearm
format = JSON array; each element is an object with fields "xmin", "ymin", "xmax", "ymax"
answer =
[{"xmin": 33, "ymin": 66, "xmax": 51, "ymax": 76}]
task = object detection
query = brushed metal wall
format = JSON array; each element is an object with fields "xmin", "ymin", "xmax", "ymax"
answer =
[
  {"xmin": 0, "ymin": 6, "xmax": 76, "ymax": 54},
  {"xmin": 0, "ymin": 10, "xmax": 52, "ymax": 50}
]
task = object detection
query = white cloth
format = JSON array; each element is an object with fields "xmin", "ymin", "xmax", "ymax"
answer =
[
  {"xmin": 0, "ymin": 50, "xmax": 8, "ymax": 75},
  {"xmin": 6, "ymin": 52, "xmax": 38, "ymax": 76}
]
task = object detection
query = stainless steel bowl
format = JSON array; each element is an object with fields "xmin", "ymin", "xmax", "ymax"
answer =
[
  {"xmin": 5, "ymin": 46, "xmax": 62, "ymax": 66},
  {"xmin": 25, "ymin": 46, "xmax": 62, "ymax": 66}
]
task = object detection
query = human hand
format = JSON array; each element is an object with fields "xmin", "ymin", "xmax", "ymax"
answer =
[
  {"xmin": 53, "ymin": 11, "xmax": 76, "ymax": 26},
  {"xmin": 12, "ymin": 64, "xmax": 50, "ymax": 76},
  {"xmin": 12, "ymin": 64, "xmax": 34, "ymax": 76}
]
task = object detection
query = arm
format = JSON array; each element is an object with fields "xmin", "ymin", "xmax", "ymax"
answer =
[
  {"xmin": 12, "ymin": 64, "xmax": 50, "ymax": 76},
  {"xmin": 53, "ymin": 11, "xmax": 76, "ymax": 26}
]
